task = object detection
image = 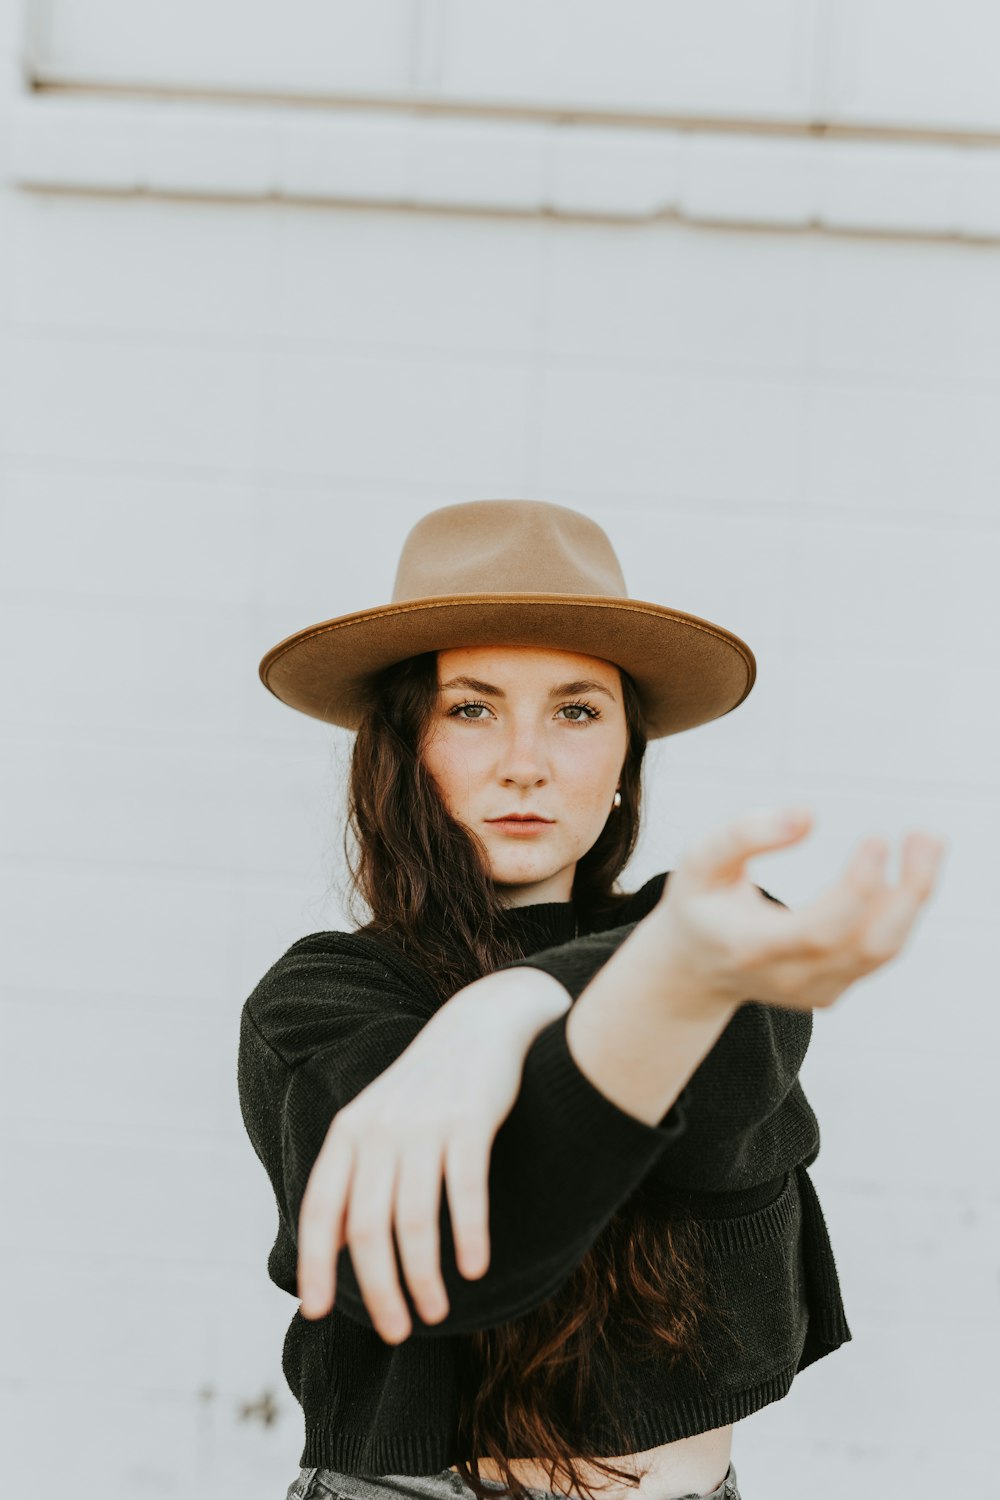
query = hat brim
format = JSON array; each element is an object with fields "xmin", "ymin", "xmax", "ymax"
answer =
[{"xmin": 258, "ymin": 594, "xmax": 755, "ymax": 739}]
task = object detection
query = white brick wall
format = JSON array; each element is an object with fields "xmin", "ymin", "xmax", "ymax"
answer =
[{"xmin": 1, "ymin": 5, "xmax": 995, "ymax": 1498}]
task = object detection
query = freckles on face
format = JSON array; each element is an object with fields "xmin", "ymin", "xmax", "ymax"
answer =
[{"xmin": 421, "ymin": 724, "xmax": 480, "ymax": 820}]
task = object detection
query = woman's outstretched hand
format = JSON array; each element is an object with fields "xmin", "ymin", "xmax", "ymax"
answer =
[
  {"xmin": 654, "ymin": 806, "xmax": 948, "ymax": 1015},
  {"xmin": 295, "ymin": 970, "xmax": 565, "ymax": 1344}
]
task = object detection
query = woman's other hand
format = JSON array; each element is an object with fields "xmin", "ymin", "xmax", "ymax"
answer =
[
  {"xmin": 295, "ymin": 968, "xmax": 568, "ymax": 1344},
  {"xmin": 654, "ymin": 806, "xmax": 948, "ymax": 1016}
]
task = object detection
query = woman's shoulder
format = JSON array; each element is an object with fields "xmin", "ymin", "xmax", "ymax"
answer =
[
  {"xmin": 266, "ymin": 921, "xmax": 435, "ymax": 965},
  {"xmin": 241, "ymin": 927, "xmax": 440, "ymax": 1070},
  {"xmin": 246, "ymin": 926, "xmax": 440, "ymax": 1026},
  {"xmin": 277, "ymin": 925, "xmax": 409, "ymax": 964}
]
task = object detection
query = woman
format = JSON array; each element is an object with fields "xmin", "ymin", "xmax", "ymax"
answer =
[{"xmin": 238, "ymin": 499, "xmax": 945, "ymax": 1500}]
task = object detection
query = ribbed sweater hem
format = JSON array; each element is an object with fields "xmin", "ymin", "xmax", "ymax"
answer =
[{"xmin": 299, "ymin": 1357, "xmax": 816, "ymax": 1473}]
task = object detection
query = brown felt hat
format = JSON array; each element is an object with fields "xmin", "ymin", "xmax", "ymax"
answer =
[{"xmin": 258, "ymin": 498, "xmax": 756, "ymax": 740}]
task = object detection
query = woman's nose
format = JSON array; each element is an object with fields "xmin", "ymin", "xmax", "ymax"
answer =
[{"xmin": 497, "ymin": 725, "xmax": 549, "ymax": 782}]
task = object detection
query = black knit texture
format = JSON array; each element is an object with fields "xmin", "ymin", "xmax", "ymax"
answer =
[{"xmin": 237, "ymin": 873, "xmax": 852, "ymax": 1474}]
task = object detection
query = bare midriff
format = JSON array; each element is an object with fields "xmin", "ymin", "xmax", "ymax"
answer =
[{"xmin": 447, "ymin": 1424, "xmax": 733, "ymax": 1500}]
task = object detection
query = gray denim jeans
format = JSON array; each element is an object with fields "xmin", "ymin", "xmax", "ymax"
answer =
[{"xmin": 284, "ymin": 1460, "xmax": 742, "ymax": 1500}]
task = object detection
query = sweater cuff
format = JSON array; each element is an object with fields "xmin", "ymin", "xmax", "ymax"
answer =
[{"xmin": 523, "ymin": 1007, "xmax": 691, "ymax": 1141}]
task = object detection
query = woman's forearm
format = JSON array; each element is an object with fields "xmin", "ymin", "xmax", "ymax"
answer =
[
  {"xmin": 437, "ymin": 916, "xmax": 735, "ymax": 1132},
  {"xmin": 564, "ymin": 906, "xmax": 739, "ymax": 1126}
]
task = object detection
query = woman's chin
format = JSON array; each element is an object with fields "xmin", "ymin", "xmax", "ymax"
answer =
[
  {"xmin": 491, "ymin": 854, "xmax": 550, "ymax": 882},
  {"xmin": 490, "ymin": 855, "xmax": 571, "ymax": 894}
]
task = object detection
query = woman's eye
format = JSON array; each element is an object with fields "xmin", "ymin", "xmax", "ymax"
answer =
[
  {"xmin": 449, "ymin": 702, "xmax": 491, "ymax": 720},
  {"xmin": 447, "ymin": 700, "xmax": 600, "ymax": 723}
]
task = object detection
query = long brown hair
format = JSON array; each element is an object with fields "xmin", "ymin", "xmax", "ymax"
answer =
[{"xmin": 342, "ymin": 651, "xmax": 715, "ymax": 1500}]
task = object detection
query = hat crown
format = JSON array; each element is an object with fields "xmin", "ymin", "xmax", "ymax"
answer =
[{"xmin": 391, "ymin": 499, "xmax": 629, "ymax": 603}]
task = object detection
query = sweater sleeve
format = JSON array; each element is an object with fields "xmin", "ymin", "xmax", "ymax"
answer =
[{"xmin": 238, "ymin": 933, "xmax": 689, "ymax": 1339}]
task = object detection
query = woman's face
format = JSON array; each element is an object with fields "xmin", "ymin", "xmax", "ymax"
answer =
[{"xmin": 420, "ymin": 644, "xmax": 629, "ymax": 906}]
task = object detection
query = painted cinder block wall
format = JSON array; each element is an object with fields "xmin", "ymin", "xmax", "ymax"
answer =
[{"xmin": 1, "ymin": 4, "xmax": 995, "ymax": 1497}]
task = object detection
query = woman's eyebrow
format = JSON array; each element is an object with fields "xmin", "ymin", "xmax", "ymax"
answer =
[{"xmin": 439, "ymin": 674, "xmax": 616, "ymax": 701}]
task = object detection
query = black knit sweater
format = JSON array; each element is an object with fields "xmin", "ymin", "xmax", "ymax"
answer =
[{"xmin": 237, "ymin": 872, "xmax": 851, "ymax": 1473}]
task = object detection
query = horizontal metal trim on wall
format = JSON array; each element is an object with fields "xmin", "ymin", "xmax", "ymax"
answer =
[{"xmin": 9, "ymin": 90, "xmax": 1000, "ymax": 241}]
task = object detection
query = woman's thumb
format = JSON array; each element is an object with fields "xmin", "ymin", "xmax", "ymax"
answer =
[{"xmin": 685, "ymin": 806, "xmax": 812, "ymax": 884}]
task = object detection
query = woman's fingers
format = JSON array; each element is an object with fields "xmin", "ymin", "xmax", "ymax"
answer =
[
  {"xmin": 297, "ymin": 1095, "xmax": 502, "ymax": 1341},
  {"xmin": 297, "ymin": 1129, "xmax": 354, "ymax": 1320},
  {"xmin": 393, "ymin": 1134, "xmax": 450, "ymax": 1325},
  {"xmin": 344, "ymin": 1142, "xmax": 413, "ymax": 1344},
  {"xmin": 686, "ymin": 805, "xmax": 812, "ymax": 885},
  {"xmin": 772, "ymin": 836, "xmax": 891, "ymax": 959},
  {"xmin": 298, "ymin": 1121, "xmax": 469, "ymax": 1340},
  {"xmin": 442, "ymin": 1127, "xmax": 492, "ymax": 1282},
  {"xmin": 761, "ymin": 830, "xmax": 945, "ymax": 985},
  {"xmin": 391, "ymin": 1125, "xmax": 493, "ymax": 1327},
  {"xmin": 853, "ymin": 831, "xmax": 946, "ymax": 965}
]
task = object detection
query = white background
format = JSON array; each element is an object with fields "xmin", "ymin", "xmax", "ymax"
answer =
[{"xmin": 0, "ymin": 2, "xmax": 996, "ymax": 1496}]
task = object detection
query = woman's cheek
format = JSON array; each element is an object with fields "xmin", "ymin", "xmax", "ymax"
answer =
[{"xmin": 430, "ymin": 735, "xmax": 489, "ymax": 812}]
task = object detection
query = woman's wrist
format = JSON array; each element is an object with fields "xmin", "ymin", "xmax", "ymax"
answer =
[{"xmin": 440, "ymin": 966, "xmax": 572, "ymax": 1046}]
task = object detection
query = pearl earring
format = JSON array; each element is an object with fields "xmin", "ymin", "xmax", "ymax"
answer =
[{"xmin": 613, "ymin": 790, "xmax": 622, "ymax": 809}]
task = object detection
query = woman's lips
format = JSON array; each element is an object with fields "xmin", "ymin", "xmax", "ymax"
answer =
[{"xmin": 486, "ymin": 818, "xmax": 553, "ymax": 835}]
